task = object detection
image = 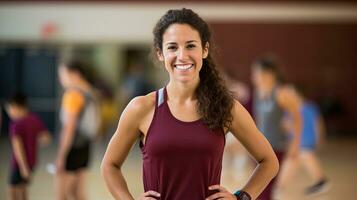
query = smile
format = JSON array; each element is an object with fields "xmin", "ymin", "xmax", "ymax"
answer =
[{"xmin": 174, "ymin": 64, "xmax": 194, "ymax": 71}]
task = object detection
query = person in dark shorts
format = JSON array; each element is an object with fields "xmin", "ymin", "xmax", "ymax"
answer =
[
  {"xmin": 56, "ymin": 59, "xmax": 99, "ymax": 200},
  {"xmin": 5, "ymin": 93, "xmax": 51, "ymax": 200},
  {"xmin": 101, "ymin": 8, "xmax": 279, "ymax": 200}
]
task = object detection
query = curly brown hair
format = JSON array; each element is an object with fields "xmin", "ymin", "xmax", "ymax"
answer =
[{"xmin": 153, "ymin": 8, "xmax": 234, "ymax": 130}]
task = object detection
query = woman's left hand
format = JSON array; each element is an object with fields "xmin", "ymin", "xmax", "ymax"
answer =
[{"xmin": 206, "ymin": 185, "xmax": 236, "ymax": 200}]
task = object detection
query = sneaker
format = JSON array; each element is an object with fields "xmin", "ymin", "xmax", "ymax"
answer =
[{"xmin": 305, "ymin": 179, "xmax": 331, "ymax": 196}]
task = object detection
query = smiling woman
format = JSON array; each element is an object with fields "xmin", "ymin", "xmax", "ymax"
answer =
[
  {"xmin": 157, "ymin": 24, "xmax": 206, "ymax": 83},
  {"xmin": 153, "ymin": 9, "xmax": 233, "ymax": 130},
  {"xmin": 101, "ymin": 8, "xmax": 279, "ymax": 200}
]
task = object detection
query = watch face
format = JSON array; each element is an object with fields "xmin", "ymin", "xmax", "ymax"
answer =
[
  {"xmin": 239, "ymin": 192, "xmax": 251, "ymax": 200},
  {"xmin": 241, "ymin": 195, "xmax": 250, "ymax": 200}
]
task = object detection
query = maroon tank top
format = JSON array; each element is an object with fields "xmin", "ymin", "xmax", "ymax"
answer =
[{"xmin": 140, "ymin": 87, "xmax": 225, "ymax": 200}]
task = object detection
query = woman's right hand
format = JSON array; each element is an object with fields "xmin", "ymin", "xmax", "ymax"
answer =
[{"xmin": 137, "ymin": 190, "xmax": 161, "ymax": 200}]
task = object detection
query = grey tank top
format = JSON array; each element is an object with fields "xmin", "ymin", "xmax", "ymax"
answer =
[{"xmin": 253, "ymin": 87, "xmax": 287, "ymax": 151}]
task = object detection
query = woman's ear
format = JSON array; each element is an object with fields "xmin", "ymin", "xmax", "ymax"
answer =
[
  {"xmin": 156, "ymin": 48, "xmax": 164, "ymax": 61},
  {"xmin": 203, "ymin": 42, "xmax": 209, "ymax": 59}
]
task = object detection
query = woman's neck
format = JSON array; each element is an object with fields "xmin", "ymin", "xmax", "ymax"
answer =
[
  {"xmin": 166, "ymin": 80, "xmax": 199, "ymax": 102},
  {"xmin": 258, "ymin": 81, "xmax": 277, "ymax": 98},
  {"xmin": 265, "ymin": 82, "xmax": 276, "ymax": 94},
  {"xmin": 15, "ymin": 109, "xmax": 28, "ymax": 120}
]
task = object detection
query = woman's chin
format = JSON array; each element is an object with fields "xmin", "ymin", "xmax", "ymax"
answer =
[{"xmin": 174, "ymin": 75, "xmax": 198, "ymax": 84}]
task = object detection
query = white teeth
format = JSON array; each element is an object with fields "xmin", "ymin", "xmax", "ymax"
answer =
[{"xmin": 175, "ymin": 64, "xmax": 193, "ymax": 70}]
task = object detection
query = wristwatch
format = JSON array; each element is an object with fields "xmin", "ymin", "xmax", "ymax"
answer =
[{"xmin": 234, "ymin": 190, "xmax": 252, "ymax": 200}]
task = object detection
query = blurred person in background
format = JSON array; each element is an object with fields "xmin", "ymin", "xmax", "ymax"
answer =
[
  {"xmin": 99, "ymin": 86, "xmax": 119, "ymax": 139},
  {"xmin": 102, "ymin": 8, "xmax": 279, "ymax": 200},
  {"xmin": 225, "ymin": 76, "xmax": 251, "ymax": 107},
  {"xmin": 277, "ymin": 85, "xmax": 330, "ymax": 196},
  {"xmin": 93, "ymin": 79, "xmax": 119, "ymax": 139},
  {"xmin": 251, "ymin": 56, "xmax": 302, "ymax": 200},
  {"xmin": 5, "ymin": 93, "xmax": 51, "ymax": 200},
  {"xmin": 120, "ymin": 61, "xmax": 155, "ymax": 108},
  {"xmin": 56, "ymin": 59, "xmax": 100, "ymax": 200}
]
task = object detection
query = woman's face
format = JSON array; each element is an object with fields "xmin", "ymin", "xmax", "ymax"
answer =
[
  {"xmin": 251, "ymin": 65, "xmax": 274, "ymax": 91},
  {"xmin": 157, "ymin": 23, "xmax": 209, "ymax": 84},
  {"xmin": 58, "ymin": 65, "xmax": 72, "ymax": 88}
]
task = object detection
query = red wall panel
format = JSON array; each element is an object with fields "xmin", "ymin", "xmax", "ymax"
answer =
[{"xmin": 210, "ymin": 22, "xmax": 357, "ymax": 134}]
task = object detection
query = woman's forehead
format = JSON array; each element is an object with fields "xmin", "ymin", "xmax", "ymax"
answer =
[{"xmin": 163, "ymin": 24, "xmax": 201, "ymax": 43}]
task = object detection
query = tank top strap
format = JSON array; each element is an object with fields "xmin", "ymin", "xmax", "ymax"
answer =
[{"xmin": 157, "ymin": 87, "xmax": 166, "ymax": 107}]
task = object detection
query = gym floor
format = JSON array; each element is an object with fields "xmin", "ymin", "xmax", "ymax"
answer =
[{"xmin": 0, "ymin": 136, "xmax": 356, "ymax": 200}]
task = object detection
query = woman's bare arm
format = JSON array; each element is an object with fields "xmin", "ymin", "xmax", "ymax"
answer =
[
  {"xmin": 101, "ymin": 95, "xmax": 155, "ymax": 200},
  {"xmin": 230, "ymin": 100, "xmax": 279, "ymax": 199}
]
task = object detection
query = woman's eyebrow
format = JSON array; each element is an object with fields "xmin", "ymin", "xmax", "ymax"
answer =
[
  {"xmin": 165, "ymin": 42, "xmax": 177, "ymax": 46},
  {"xmin": 186, "ymin": 40, "xmax": 198, "ymax": 44},
  {"xmin": 164, "ymin": 40, "xmax": 198, "ymax": 46}
]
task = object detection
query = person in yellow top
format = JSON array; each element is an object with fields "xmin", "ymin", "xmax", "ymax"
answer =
[{"xmin": 56, "ymin": 59, "xmax": 95, "ymax": 200}]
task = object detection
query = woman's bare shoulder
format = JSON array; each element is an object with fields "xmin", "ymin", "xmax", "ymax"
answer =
[{"xmin": 125, "ymin": 91, "xmax": 156, "ymax": 117}]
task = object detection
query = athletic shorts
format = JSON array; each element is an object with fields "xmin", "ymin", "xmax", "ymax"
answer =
[
  {"xmin": 288, "ymin": 133, "xmax": 316, "ymax": 151},
  {"xmin": 65, "ymin": 142, "xmax": 91, "ymax": 172},
  {"xmin": 301, "ymin": 132, "xmax": 316, "ymax": 151}
]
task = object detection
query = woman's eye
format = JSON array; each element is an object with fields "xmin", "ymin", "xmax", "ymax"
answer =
[
  {"xmin": 187, "ymin": 44, "xmax": 196, "ymax": 49},
  {"xmin": 167, "ymin": 46, "xmax": 177, "ymax": 50}
]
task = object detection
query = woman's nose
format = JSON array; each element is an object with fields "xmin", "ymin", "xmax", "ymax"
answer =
[{"xmin": 176, "ymin": 48, "xmax": 189, "ymax": 60}]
